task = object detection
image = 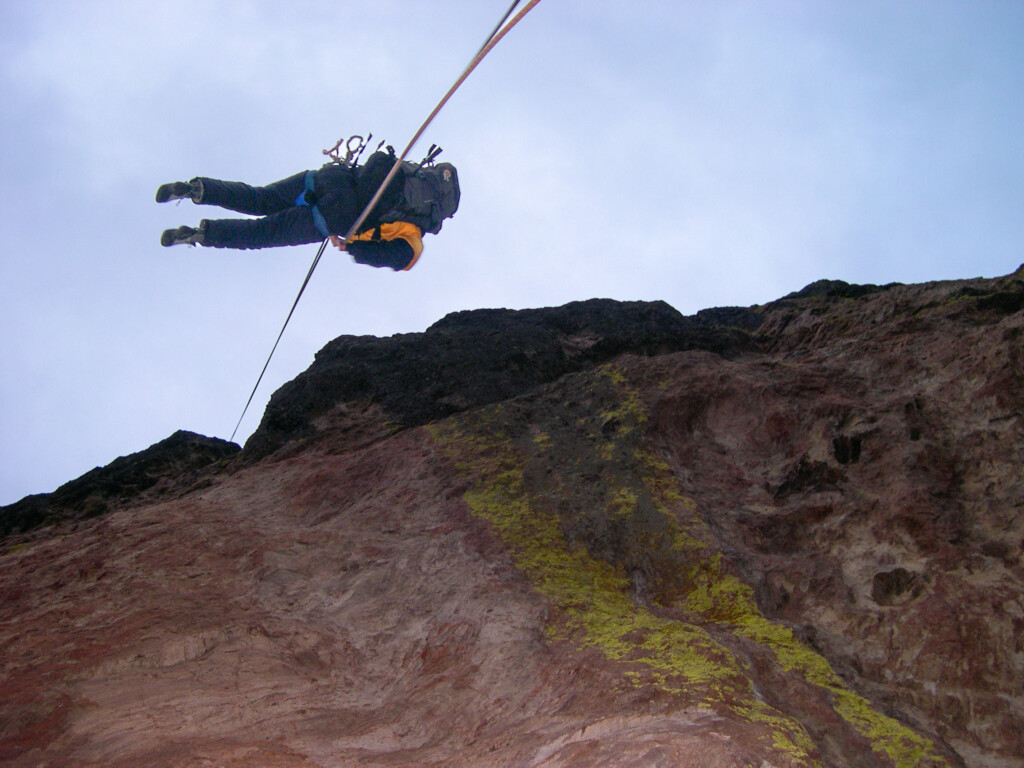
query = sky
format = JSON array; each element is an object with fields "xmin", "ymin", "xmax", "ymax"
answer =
[{"xmin": 2, "ymin": 0, "xmax": 1023, "ymax": 506}]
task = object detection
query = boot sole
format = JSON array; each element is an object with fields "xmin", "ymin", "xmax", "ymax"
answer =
[
  {"xmin": 161, "ymin": 227, "xmax": 198, "ymax": 247},
  {"xmin": 156, "ymin": 183, "xmax": 191, "ymax": 204}
]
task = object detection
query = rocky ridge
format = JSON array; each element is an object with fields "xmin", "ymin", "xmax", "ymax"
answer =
[
  {"xmin": 2, "ymin": 267, "xmax": 1023, "ymax": 768},
  {"xmin": 0, "ymin": 430, "xmax": 239, "ymax": 538}
]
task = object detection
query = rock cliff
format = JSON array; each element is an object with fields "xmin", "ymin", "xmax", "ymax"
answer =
[{"xmin": 2, "ymin": 267, "xmax": 1022, "ymax": 768}]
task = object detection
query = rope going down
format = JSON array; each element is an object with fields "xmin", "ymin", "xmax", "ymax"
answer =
[{"xmin": 229, "ymin": 0, "xmax": 544, "ymax": 444}]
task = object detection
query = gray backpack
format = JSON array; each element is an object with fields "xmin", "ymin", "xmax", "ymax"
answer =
[
  {"xmin": 375, "ymin": 143, "xmax": 460, "ymax": 235},
  {"xmin": 382, "ymin": 160, "xmax": 460, "ymax": 235}
]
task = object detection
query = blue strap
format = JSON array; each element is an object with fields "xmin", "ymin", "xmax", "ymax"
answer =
[
  {"xmin": 311, "ymin": 205, "xmax": 331, "ymax": 237},
  {"xmin": 294, "ymin": 170, "xmax": 331, "ymax": 237},
  {"xmin": 294, "ymin": 170, "xmax": 317, "ymax": 207}
]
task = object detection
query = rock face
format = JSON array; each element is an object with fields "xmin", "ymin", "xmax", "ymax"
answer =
[
  {"xmin": 2, "ymin": 268, "xmax": 1022, "ymax": 768},
  {"xmin": 0, "ymin": 430, "xmax": 239, "ymax": 537},
  {"xmin": 241, "ymin": 298, "xmax": 754, "ymax": 460}
]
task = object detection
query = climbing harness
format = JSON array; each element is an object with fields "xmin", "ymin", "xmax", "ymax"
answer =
[
  {"xmin": 292, "ymin": 170, "xmax": 330, "ymax": 237},
  {"xmin": 294, "ymin": 135, "xmax": 388, "ymax": 238},
  {"xmin": 324, "ymin": 135, "xmax": 442, "ymax": 171},
  {"xmin": 322, "ymin": 134, "xmax": 379, "ymax": 167},
  {"xmin": 229, "ymin": 0, "xmax": 542, "ymax": 443}
]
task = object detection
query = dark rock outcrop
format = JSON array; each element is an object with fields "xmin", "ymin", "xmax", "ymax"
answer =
[
  {"xmin": 0, "ymin": 431, "xmax": 239, "ymax": 536},
  {"xmin": 242, "ymin": 298, "xmax": 755, "ymax": 460},
  {"xmin": 3, "ymin": 267, "xmax": 1023, "ymax": 768}
]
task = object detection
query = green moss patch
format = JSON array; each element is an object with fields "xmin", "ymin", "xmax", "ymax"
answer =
[{"xmin": 429, "ymin": 363, "xmax": 947, "ymax": 768}]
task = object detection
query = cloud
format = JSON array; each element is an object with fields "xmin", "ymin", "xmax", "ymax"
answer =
[{"xmin": 2, "ymin": 0, "xmax": 1023, "ymax": 504}]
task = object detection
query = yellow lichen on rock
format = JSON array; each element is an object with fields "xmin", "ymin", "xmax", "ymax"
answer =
[
  {"xmin": 429, "ymin": 360, "xmax": 951, "ymax": 767},
  {"xmin": 429, "ymin": 405, "xmax": 821, "ymax": 766}
]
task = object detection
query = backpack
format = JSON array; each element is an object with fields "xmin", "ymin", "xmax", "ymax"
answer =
[{"xmin": 383, "ymin": 160, "xmax": 461, "ymax": 235}]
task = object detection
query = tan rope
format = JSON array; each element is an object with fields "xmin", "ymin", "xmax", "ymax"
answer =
[
  {"xmin": 230, "ymin": 0, "xmax": 544, "ymax": 444},
  {"xmin": 339, "ymin": 0, "xmax": 544, "ymax": 245}
]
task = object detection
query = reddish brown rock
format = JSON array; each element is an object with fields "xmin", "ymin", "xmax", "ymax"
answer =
[{"xmin": 2, "ymin": 267, "xmax": 1022, "ymax": 767}]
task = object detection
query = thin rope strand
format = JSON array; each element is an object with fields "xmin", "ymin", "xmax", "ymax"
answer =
[
  {"xmin": 474, "ymin": 1, "xmax": 522, "ymax": 63},
  {"xmin": 341, "ymin": 0, "xmax": 543, "ymax": 244},
  {"xmin": 229, "ymin": 238, "xmax": 328, "ymax": 443},
  {"xmin": 229, "ymin": 0, "xmax": 543, "ymax": 444}
]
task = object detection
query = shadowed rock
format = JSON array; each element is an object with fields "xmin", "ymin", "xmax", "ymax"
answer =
[
  {"xmin": 242, "ymin": 298, "xmax": 756, "ymax": 460},
  {"xmin": 3, "ymin": 267, "xmax": 1023, "ymax": 768},
  {"xmin": 0, "ymin": 431, "xmax": 239, "ymax": 536}
]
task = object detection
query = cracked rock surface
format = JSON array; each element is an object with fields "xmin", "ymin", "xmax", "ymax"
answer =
[{"xmin": 3, "ymin": 267, "xmax": 1023, "ymax": 767}]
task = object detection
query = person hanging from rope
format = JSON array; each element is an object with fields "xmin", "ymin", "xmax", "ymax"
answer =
[{"xmin": 156, "ymin": 147, "xmax": 459, "ymax": 272}]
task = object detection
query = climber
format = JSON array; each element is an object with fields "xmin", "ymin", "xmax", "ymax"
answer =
[{"xmin": 156, "ymin": 149, "xmax": 459, "ymax": 272}]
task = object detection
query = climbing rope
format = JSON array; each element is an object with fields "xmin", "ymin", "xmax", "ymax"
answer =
[
  {"xmin": 340, "ymin": 0, "xmax": 541, "ymax": 246},
  {"xmin": 230, "ymin": 0, "xmax": 543, "ymax": 443}
]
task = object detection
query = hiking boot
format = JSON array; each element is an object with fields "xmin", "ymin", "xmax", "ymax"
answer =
[
  {"xmin": 160, "ymin": 223, "xmax": 205, "ymax": 247},
  {"xmin": 155, "ymin": 179, "xmax": 203, "ymax": 204}
]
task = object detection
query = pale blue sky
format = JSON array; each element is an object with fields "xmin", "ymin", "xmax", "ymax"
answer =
[{"xmin": 2, "ymin": 0, "xmax": 1022, "ymax": 505}]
